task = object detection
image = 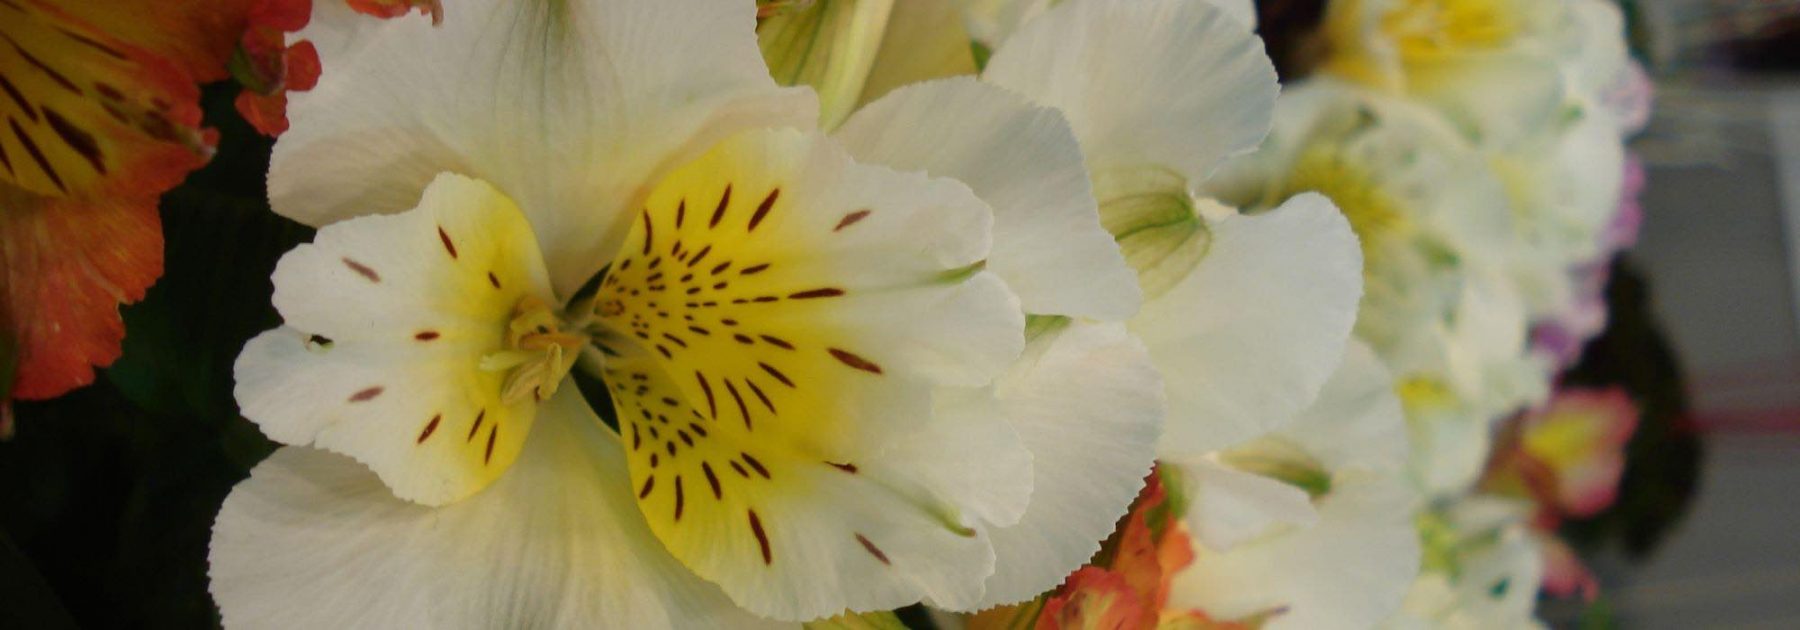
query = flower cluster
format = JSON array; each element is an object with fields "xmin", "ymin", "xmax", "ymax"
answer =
[{"xmin": 1, "ymin": 0, "xmax": 1647, "ymax": 627}]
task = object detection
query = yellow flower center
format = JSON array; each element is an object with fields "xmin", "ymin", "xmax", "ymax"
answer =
[
  {"xmin": 479, "ymin": 296, "xmax": 586, "ymax": 404},
  {"xmin": 1382, "ymin": 0, "xmax": 1521, "ymax": 62},
  {"xmin": 1284, "ymin": 146, "xmax": 1412, "ymax": 271}
]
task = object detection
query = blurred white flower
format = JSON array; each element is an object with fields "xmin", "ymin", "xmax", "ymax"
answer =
[{"xmin": 1168, "ymin": 341, "xmax": 1424, "ymax": 630}]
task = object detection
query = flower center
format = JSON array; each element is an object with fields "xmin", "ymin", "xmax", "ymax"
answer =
[
  {"xmin": 1382, "ymin": 0, "xmax": 1521, "ymax": 62},
  {"xmin": 479, "ymin": 296, "xmax": 587, "ymax": 404},
  {"xmin": 1285, "ymin": 146, "xmax": 1412, "ymax": 270}
]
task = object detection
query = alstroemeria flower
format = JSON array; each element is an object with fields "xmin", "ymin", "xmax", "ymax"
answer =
[
  {"xmin": 1207, "ymin": 79, "xmax": 1549, "ymax": 498},
  {"xmin": 231, "ymin": 0, "xmax": 321, "ymax": 136},
  {"xmin": 1039, "ymin": 471, "xmax": 1274, "ymax": 630},
  {"xmin": 212, "ymin": 0, "xmax": 1167, "ymax": 624},
  {"xmin": 1485, "ymin": 386, "xmax": 1637, "ymax": 521},
  {"xmin": 970, "ymin": 469, "xmax": 1275, "ymax": 630},
  {"xmin": 1, "ymin": 0, "xmax": 247, "ymax": 420},
  {"xmin": 1317, "ymin": 0, "xmax": 1629, "ymax": 146},
  {"xmin": 1389, "ymin": 497, "xmax": 1547, "ymax": 629},
  {"xmin": 979, "ymin": 0, "xmax": 1363, "ymax": 461},
  {"xmin": 839, "ymin": 0, "xmax": 1363, "ymax": 609},
  {"xmin": 1167, "ymin": 342, "xmax": 1422, "ymax": 630}
]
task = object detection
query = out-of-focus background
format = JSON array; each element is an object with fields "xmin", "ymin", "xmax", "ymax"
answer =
[{"xmin": 1554, "ymin": 1, "xmax": 1800, "ymax": 627}]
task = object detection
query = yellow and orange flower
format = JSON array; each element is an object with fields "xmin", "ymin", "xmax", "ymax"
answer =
[
  {"xmin": 977, "ymin": 470, "xmax": 1275, "ymax": 630},
  {"xmin": 1486, "ymin": 386, "xmax": 1638, "ymax": 523},
  {"xmin": 1482, "ymin": 386, "xmax": 1638, "ymax": 601},
  {"xmin": 0, "ymin": 0, "xmax": 245, "ymax": 425}
]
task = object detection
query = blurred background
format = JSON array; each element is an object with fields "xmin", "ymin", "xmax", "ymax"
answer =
[{"xmin": 1554, "ymin": 1, "xmax": 1800, "ymax": 627}]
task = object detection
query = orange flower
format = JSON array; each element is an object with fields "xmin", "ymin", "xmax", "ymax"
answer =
[
  {"xmin": 1, "ymin": 0, "xmax": 240, "ymax": 418},
  {"xmin": 1024, "ymin": 470, "xmax": 1273, "ymax": 630},
  {"xmin": 232, "ymin": 0, "xmax": 319, "ymax": 136},
  {"xmin": 345, "ymin": 0, "xmax": 443, "ymax": 21}
]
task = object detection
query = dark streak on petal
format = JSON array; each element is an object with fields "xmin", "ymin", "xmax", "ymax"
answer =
[
  {"xmin": 748, "ymin": 188, "xmax": 779, "ymax": 232},
  {"xmin": 855, "ymin": 533, "xmax": 891, "ymax": 565},
  {"xmin": 829, "ymin": 348, "xmax": 883, "ymax": 374},
  {"xmin": 710, "ymin": 184, "xmax": 732, "ymax": 228},
  {"xmin": 835, "ymin": 209, "xmax": 873, "ymax": 231},
  {"xmin": 342, "ymin": 258, "xmax": 380, "ymax": 282},
  {"xmin": 437, "ymin": 226, "xmax": 458, "ymax": 258},
  {"xmin": 417, "ymin": 414, "xmax": 441, "ymax": 443},
  {"xmin": 788, "ymin": 288, "xmax": 844, "ymax": 299},
  {"xmin": 749, "ymin": 509, "xmax": 772, "ymax": 564}
]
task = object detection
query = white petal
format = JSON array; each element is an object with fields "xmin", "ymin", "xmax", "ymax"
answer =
[
  {"xmin": 587, "ymin": 128, "xmax": 1032, "ymax": 619},
  {"xmin": 592, "ymin": 128, "xmax": 1024, "ymax": 463},
  {"xmin": 272, "ymin": 0, "xmax": 818, "ymax": 295},
  {"xmin": 596, "ymin": 347, "xmax": 1017, "ymax": 621},
  {"xmin": 1278, "ymin": 341, "xmax": 1410, "ymax": 474},
  {"xmin": 209, "ymin": 388, "xmax": 786, "ymax": 630},
  {"xmin": 1131, "ymin": 193, "xmax": 1363, "ymax": 456},
  {"xmin": 836, "ymin": 77, "xmax": 1139, "ymax": 320},
  {"xmin": 975, "ymin": 320, "xmax": 1165, "ymax": 608},
  {"xmin": 1177, "ymin": 457, "xmax": 1318, "ymax": 552},
  {"xmin": 1173, "ymin": 342, "xmax": 1418, "ymax": 628},
  {"xmin": 1172, "ymin": 474, "xmax": 1422, "ymax": 630},
  {"xmin": 235, "ymin": 173, "xmax": 554, "ymax": 505},
  {"xmin": 982, "ymin": 0, "xmax": 1277, "ymax": 185}
]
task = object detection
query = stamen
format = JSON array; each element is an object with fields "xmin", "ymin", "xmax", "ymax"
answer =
[{"xmin": 479, "ymin": 296, "xmax": 588, "ymax": 404}]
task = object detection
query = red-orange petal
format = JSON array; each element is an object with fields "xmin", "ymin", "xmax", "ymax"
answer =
[
  {"xmin": 44, "ymin": 0, "xmax": 260, "ymax": 84},
  {"xmin": 2, "ymin": 188, "xmax": 164, "ymax": 400},
  {"xmin": 1038, "ymin": 567, "xmax": 1145, "ymax": 630},
  {"xmin": 234, "ymin": 89, "xmax": 291, "ymax": 136},
  {"xmin": 346, "ymin": 0, "xmax": 444, "ymax": 23},
  {"xmin": 1, "ymin": 0, "xmax": 214, "ymax": 401}
]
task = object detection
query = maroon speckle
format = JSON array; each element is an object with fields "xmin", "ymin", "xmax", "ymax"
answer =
[
  {"xmin": 749, "ymin": 509, "xmax": 772, "ymax": 564},
  {"xmin": 710, "ymin": 185, "xmax": 733, "ymax": 228},
  {"xmin": 742, "ymin": 453, "xmax": 771, "ymax": 479},
  {"xmin": 829, "ymin": 349, "xmax": 884, "ymax": 374},
  {"xmin": 437, "ymin": 226, "xmax": 458, "ymax": 258},
  {"xmin": 349, "ymin": 386, "xmax": 384, "ymax": 402},
  {"xmin": 342, "ymin": 258, "xmax": 380, "ymax": 282},
  {"xmin": 855, "ymin": 533, "xmax": 890, "ymax": 565},
  {"xmin": 835, "ymin": 209, "xmax": 873, "ymax": 231},
  {"xmin": 759, "ymin": 362, "xmax": 795, "ymax": 387},
  {"xmin": 703, "ymin": 462, "xmax": 722, "ymax": 499},
  {"xmin": 748, "ymin": 189, "xmax": 779, "ymax": 231},
  {"xmin": 417, "ymin": 414, "xmax": 442, "ymax": 443},
  {"xmin": 788, "ymin": 288, "xmax": 844, "ymax": 299}
]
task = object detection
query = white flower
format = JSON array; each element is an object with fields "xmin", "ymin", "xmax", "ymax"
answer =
[
  {"xmin": 1207, "ymin": 79, "xmax": 1548, "ymax": 497},
  {"xmin": 1167, "ymin": 341, "xmax": 1424, "ymax": 630},
  {"xmin": 980, "ymin": 0, "xmax": 1364, "ymax": 459},
  {"xmin": 1317, "ymin": 0, "xmax": 1630, "ymax": 146},
  {"xmin": 1383, "ymin": 497, "xmax": 1548, "ymax": 630},
  {"xmin": 212, "ymin": 0, "xmax": 1167, "ymax": 625},
  {"xmin": 829, "ymin": 0, "xmax": 1366, "ymax": 607}
]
